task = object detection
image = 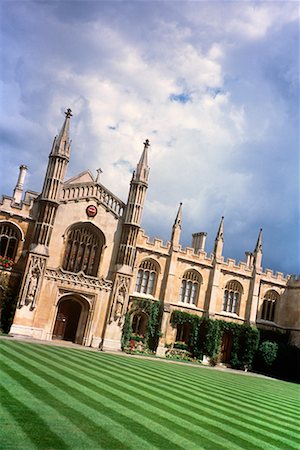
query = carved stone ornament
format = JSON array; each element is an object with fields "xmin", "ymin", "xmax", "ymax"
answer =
[
  {"xmin": 18, "ymin": 255, "xmax": 46, "ymax": 310},
  {"xmin": 45, "ymin": 267, "xmax": 112, "ymax": 291},
  {"xmin": 110, "ymin": 275, "xmax": 131, "ymax": 323}
]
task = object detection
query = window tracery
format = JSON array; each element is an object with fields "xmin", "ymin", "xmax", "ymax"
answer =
[
  {"xmin": 179, "ymin": 270, "xmax": 201, "ymax": 305},
  {"xmin": 62, "ymin": 224, "xmax": 104, "ymax": 277},
  {"xmin": 223, "ymin": 280, "xmax": 242, "ymax": 314},
  {"xmin": 261, "ymin": 290, "xmax": 279, "ymax": 322},
  {"xmin": 135, "ymin": 259, "xmax": 158, "ymax": 295},
  {"xmin": 0, "ymin": 222, "xmax": 21, "ymax": 260}
]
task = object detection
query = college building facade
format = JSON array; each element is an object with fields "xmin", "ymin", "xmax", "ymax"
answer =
[{"xmin": 1, "ymin": 110, "xmax": 299, "ymax": 360}]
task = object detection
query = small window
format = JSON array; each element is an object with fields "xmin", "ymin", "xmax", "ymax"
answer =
[
  {"xmin": 223, "ymin": 280, "xmax": 242, "ymax": 314},
  {"xmin": 131, "ymin": 312, "xmax": 148, "ymax": 336},
  {"xmin": 135, "ymin": 260, "xmax": 158, "ymax": 295},
  {"xmin": 261, "ymin": 290, "xmax": 279, "ymax": 322},
  {"xmin": 179, "ymin": 270, "xmax": 201, "ymax": 305},
  {"xmin": 0, "ymin": 222, "xmax": 21, "ymax": 260},
  {"xmin": 176, "ymin": 323, "xmax": 191, "ymax": 344}
]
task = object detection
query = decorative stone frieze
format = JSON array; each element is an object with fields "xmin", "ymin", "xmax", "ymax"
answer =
[{"xmin": 45, "ymin": 267, "xmax": 112, "ymax": 291}]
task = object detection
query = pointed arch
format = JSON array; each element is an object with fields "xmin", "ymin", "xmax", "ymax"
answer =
[
  {"xmin": 222, "ymin": 280, "xmax": 243, "ymax": 314},
  {"xmin": 179, "ymin": 269, "xmax": 202, "ymax": 306},
  {"xmin": 135, "ymin": 258, "xmax": 160, "ymax": 296},
  {"xmin": 62, "ymin": 222, "xmax": 105, "ymax": 276},
  {"xmin": 261, "ymin": 290, "xmax": 279, "ymax": 322}
]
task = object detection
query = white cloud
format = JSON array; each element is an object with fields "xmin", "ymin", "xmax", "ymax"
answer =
[{"xmin": 0, "ymin": 1, "xmax": 298, "ymax": 274}]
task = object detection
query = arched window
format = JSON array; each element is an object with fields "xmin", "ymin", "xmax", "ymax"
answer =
[
  {"xmin": 135, "ymin": 259, "xmax": 158, "ymax": 295},
  {"xmin": 0, "ymin": 222, "xmax": 21, "ymax": 260},
  {"xmin": 261, "ymin": 290, "xmax": 279, "ymax": 322},
  {"xmin": 179, "ymin": 270, "xmax": 201, "ymax": 305},
  {"xmin": 62, "ymin": 223, "xmax": 104, "ymax": 277},
  {"xmin": 223, "ymin": 280, "xmax": 242, "ymax": 314},
  {"xmin": 131, "ymin": 312, "xmax": 148, "ymax": 336}
]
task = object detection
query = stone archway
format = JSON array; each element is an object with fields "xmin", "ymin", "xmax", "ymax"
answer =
[{"xmin": 52, "ymin": 296, "xmax": 89, "ymax": 344}]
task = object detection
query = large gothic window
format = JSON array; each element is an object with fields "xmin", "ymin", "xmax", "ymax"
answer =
[
  {"xmin": 222, "ymin": 280, "xmax": 242, "ymax": 314},
  {"xmin": 63, "ymin": 223, "xmax": 104, "ymax": 277},
  {"xmin": 261, "ymin": 290, "xmax": 279, "ymax": 322},
  {"xmin": 135, "ymin": 259, "xmax": 158, "ymax": 295},
  {"xmin": 179, "ymin": 270, "xmax": 201, "ymax": 305},
  {"xmin": 0, "ymin": 222, "xmax": 21, "ymax": 260}
]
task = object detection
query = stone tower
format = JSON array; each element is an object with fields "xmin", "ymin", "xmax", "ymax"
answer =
[
  {"xmin": 17, "ymin": 109, "xmax": 72, "ymax": 310},
  {"xmin": 103, "ymin": 139, "xmax": 150, "ymax": 349}
]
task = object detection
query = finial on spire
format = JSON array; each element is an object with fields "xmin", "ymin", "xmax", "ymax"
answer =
[
  {"xmin": 216, "ymin": 216, "xmax": 224, "ymax": 240},
  {"xmin": 143, "ymin": 139, "xmax": 150, "ymax": 149},
  {"xmin": 96, "ymin": 168, "xmax": 103, "ymax": 182},
  {"xmin": 65, "ymin": 108, "xmax": 72, "ymax": 118}
]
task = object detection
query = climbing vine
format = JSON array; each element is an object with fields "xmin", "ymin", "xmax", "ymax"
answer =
[
  {"xmin": 170, "ymin": 310, "xmax": 259, "ymax": 369},
  {"xmin": 121, "ymin": 297, "xmax": 162, "ymax": 352}
]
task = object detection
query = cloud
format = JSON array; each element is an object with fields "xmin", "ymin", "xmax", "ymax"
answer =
[{"xmin": 0, "ymin": 1, "xmax": 299, "ymax": 274}]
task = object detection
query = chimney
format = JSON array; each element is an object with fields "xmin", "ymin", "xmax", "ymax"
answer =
[
  {"xmin": 192, "ymin": 232, "xmax": 207, "ymax": 253},
  {"xmin": 13, "ymin": 165, "xmax": 28, "ymax": 204},
  {"xmin": 245, "ymin": 251, "xmax": 254, "ymax": 268}
]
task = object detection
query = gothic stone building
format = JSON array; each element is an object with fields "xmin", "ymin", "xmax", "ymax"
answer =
[{"xmin": 0, "ymin": 110, "xmax": 299, "ymax": 358}]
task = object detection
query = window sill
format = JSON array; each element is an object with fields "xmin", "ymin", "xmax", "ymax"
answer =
[
  {"xmin": 171, "ymin": 301, "xmax": 203, "ymax": 311},
  {"xmin": 216, "ymin": 311, "xmax": 244, "ymax": 320},
  {"xmin": 131, "ymin": 292, "xmax": 159, "ymax": 302}
]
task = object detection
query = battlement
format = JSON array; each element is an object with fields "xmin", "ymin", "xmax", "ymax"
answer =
[
  {"xmin": 260, "ymin": 268, "xmax": 289, "ymax": 283},
  {"xmin": 0, "ymin": 190, "xmax": 38, "ymax": 219},
  {"xmin": 137, "ymin": 229, "xmax": 170, "ymax": 253}
]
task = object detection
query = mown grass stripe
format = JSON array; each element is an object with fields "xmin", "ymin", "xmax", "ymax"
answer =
[
  {"xmin": 22, "ymin": 342, "xmax": 300, "ymax": 445},
  {"xmin": 0, "ymin": 383, "xmax": 69, "ymax": 449},
  {"xmin": 2, "ymin": 342, "xmax": 298, "ymax": 450},
  {"xmin": 1, "ymin": 344, "xmax": 237, "ymax": 450},
  {"xmin": 100, "ymin": 352, "xmax": 299, "ymax": 414},
  {"xmin": 1, "ymin": 345, "xmax": 193, "ymax": 450},
  {"xmin": 2, "ymin": 341, "xmax": 299, "ymax": 450},
  {"xmin": 0, "ymin": 359, "xmax": 135, "ymax": 450},
  {"xmin": 89, "ymin": 351, "xmax": 300, "ymax": 420},
  {"xmin": 3, "ymin": 344, "xmax": 256, "ymax": 450},
  {"xmin": 52, "ymin": 345, "xmax": 300, "ymax": 434}
]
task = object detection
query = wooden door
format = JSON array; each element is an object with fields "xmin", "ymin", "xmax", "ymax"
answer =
[
  {"xmin": 220, "ymin": 332, "xmax": 233, "ymax": 363},
  {"xmin": 52, "ymin": 313, "xmax": 67, "ymax": 339}
]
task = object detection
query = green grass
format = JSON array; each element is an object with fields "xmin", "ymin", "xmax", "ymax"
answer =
[{"xmin": 0, "ymin": 340, "xmax": 299, "ymax": 449}]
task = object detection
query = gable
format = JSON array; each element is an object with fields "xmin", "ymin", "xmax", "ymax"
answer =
[{"xmin": 65, "ymin": 171, "xmax": 95, "ymax": 184}]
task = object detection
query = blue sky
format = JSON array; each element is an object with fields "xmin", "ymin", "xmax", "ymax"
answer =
[{"xmin": 0, "ymin": 1, "xmax": 299, "ymax": 274}]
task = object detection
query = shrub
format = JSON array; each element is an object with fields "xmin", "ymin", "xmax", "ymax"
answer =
[{"xmin": 258, "ymin": 341, "xmax": 278, "ymax": 367}]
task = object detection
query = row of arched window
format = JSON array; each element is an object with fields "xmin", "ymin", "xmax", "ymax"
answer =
[
  {"xmin": 0, "ymin": 221, "xmax": 280, "ymax": 321},
  {"xmin": 135, "ymin": 258, "xmax": 280, "ymax": 320}
]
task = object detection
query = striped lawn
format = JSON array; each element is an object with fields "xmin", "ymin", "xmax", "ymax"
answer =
[{"xmin": 0, "ymin": 340, "xmax": 299, "ymax": 450}]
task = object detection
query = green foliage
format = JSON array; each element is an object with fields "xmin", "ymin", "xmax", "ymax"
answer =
[
  {"xmin": 121, "ymin": 298, "xmax": 162, "ymax": 352},
  {"xmin": 121, "ymin": 313, "xmax": 131, "ymax": 350},
  {"xmin": 0, "ymin": 273, "xmax": 19, "ymax": 334},
  {"xmin": 170, "ymin": 310, "xmax": 259, "ymax": 369},
  {"xmin": 258, "ymin": 341, "xmax": 278, "ymax": 367}
]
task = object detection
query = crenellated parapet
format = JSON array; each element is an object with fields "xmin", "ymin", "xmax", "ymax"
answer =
[
  {"xmin": 260, "ymin": 268, "xmax": 289, "ymax": 285},
  {"xmin": 0, "ymin": 191, "xmax": 38, "ymax": 220},
  {"xmin": 61, "ymin": 181, "xmax": 125, "ymax": 218}
]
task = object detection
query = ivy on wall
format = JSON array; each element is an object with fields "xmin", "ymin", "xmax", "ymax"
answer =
[
  {"xmin": 170, "ymin": 310, "xmax": 260, "ymax": 369},
  {"xmin": 121, "ymin": 297, "xmax": 162, "ymax": 351}
]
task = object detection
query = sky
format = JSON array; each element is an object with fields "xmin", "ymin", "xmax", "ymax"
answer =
[{"xmin": 0, "ymin": 0, "xmax": 299, "ymax": 275}]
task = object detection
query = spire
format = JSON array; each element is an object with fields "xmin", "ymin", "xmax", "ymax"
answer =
[
  {"xmin": 134, "ymin": 139, "xmax": 150, "ymax": 184},
  {"xmin": 174, "ymin": 202, "xmax": 182, "ymax": 228},
  {"xmin": 253, "ymin": 228, "xmax": 263, "ymax": 270},
  {"xmin": 254, "ymin": 228, "xmax": 263, "ymax": 253},
  {"xmin": 216, "ymin": 216, "xmax": 224, "ymax": 241},
  {"xmin": 50, "ymin": 108, "xmax": 72, "ymax": 159},
  {"xmin": 213, "ymin": 216, "xmax": 224, "ymax": 259},
  {"xmin": 171, "ymin": 202, "xmax": 182, "ymax": 247}
]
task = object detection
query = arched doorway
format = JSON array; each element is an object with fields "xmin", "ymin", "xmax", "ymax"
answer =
[
  {"xmin": 52, "ymin": 297, "xmax": 89, "ymax": 344},
  {"xmin": 131, "ymin": 311, "xmax": 148, "ymax": 336}
]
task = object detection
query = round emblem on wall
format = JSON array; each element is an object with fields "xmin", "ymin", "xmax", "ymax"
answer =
[{"xmin": 86, "ymin": 205, "xmax": 98, "ymax": 217}]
